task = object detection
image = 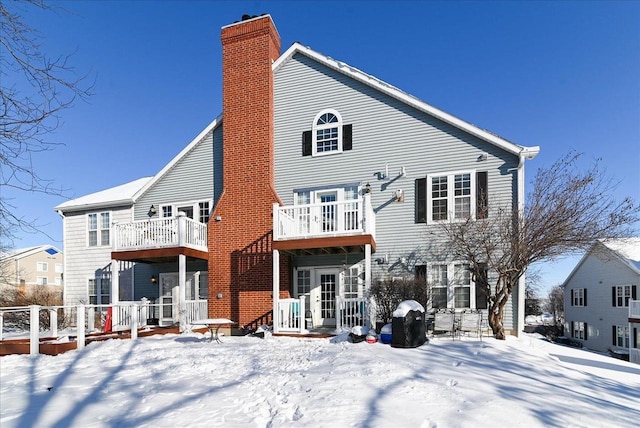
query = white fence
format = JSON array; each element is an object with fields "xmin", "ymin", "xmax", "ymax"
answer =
[
  {"xmin": 276, "ymin": 296, "xmax": 368, "ymax": 333},
  {"xmin": 113, "ymin": 214, "xmax": 207, "ymax": 252},
  {"xmin": 0, "ymin": 299, "xmax": 208, "ymax": 356},
  {"xmin": 273, "ymin": 197, "xmax": 375, "ymax": 241}
]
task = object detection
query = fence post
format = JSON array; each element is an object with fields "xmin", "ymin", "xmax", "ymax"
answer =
[
  {"xmin": 30, "ymin": 305, "xmax": 40, "ymax": 356},
  {"xmin": 77, "ymin": 305, "xmax": 86, "ymax": 350},
  {"xmin": 335, "ymin": 297, "xmax": 342, "ymax": 332},
  {"xmin": 140, "ymin": 297, "xmax": 149, "ymax": 327},
  {"xmin": 49, "ymin": 308, "xmax": 58, "ymax": 338},
  {"xmin": 299, "ymin": 296, "xmax": 306, "ymax": 334},
  {"xmin": 87, "ymin": 306, "xmax": 95, "ymax": 331},
  {"xmin": 131, "ymin": 303, "xmax": 138, "ymax": 340}
]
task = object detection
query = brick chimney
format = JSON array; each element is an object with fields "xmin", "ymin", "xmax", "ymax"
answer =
[{"xmin": 208, "ymin": 15, "xmax": 288, "ymax": 328}]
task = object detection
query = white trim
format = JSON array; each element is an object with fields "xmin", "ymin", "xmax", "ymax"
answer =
[
  {"xmin": 426, "ymin": 170, "xmax": 476, "ymax": 224},
  {"xmin": 312, "ymin": 108, "xmax": 343, "ymax": 157},
  {"xmin": 274, "ymin": 43, "xmax": 540, "ymax": 158}
]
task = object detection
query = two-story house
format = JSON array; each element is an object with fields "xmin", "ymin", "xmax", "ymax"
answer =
[
  {"xmin": 0, "ymin": 245, "xmax": 64, "ymax": 294},
  {"xmin": 564, "ymin": 238, "xmax": 640, "ymax": 362},
  {"xmin": 57, "ymin": 14, "xmax": 539, "ymax": 336}
]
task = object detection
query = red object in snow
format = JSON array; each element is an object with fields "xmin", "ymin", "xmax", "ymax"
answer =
[{"xmin": 104, "ymin": 307, "xmax": 113, "ymax": 333}]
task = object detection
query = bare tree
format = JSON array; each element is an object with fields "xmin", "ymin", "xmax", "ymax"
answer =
[
  {"xmin": 0, "ymin": 0, "xmax": 92, "ymax": 244},
  {"xmin": 546, "ymin": 284, "xmax": 564, "ymax": 328},
  {"xmin": 441, "ymin": 152, "xmax": 639, "ymax": 339}
]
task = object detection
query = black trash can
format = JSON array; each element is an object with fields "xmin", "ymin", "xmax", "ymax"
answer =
[{"xmin": 391, "ymin": 300, "xmax": 427, "ymax": 348}]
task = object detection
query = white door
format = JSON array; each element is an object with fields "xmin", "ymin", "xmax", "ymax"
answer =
[
  {"xmin": 159, "ymin": 273, "xmax": 178, "ymax": 325},
  {"xmin": 316, "ymin": 191, "xmax": 338, "ymax": 233},
  {"xmin": 312, "ymin": 269, "xmax": 339, "ymax": 326}
]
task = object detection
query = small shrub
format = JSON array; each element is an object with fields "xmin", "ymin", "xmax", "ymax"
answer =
[{"xmin": 369, "ymin": 277, "xmax": 430, "ymax": 324}]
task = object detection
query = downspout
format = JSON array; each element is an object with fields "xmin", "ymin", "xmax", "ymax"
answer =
[
  {"xmin": 516, "ymin": 146, "xmax": 540, "ymax": 337},
  {"xmin": 56, "ymin": 209, "xmax": 67, "ymax": 306}
]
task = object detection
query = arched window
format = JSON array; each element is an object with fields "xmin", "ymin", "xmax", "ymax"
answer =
[{"xmin": 312, "ymin": 109, "xmax": 343, "ymax": 155}]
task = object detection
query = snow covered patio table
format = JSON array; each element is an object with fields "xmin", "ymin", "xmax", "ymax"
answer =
[{"xmin": 190, "ymin": 318, "xmax": 236, "ymax": 343}]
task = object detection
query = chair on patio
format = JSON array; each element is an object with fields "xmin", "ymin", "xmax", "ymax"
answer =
[
  {"xmin": 433, "ymin": 310, "xmax": 456, "ymax": 340},
  {"xmin": 459, "ymin": 311, "xmax": 482, "ymax": 340}
]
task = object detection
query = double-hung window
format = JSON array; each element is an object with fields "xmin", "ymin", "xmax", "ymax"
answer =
[
  {"xmin": 453, "ymin": 263, "xmax": 471, "ymax": 309},
  {"xmin": 426, "ymin": 171, "xmax": 475, "ymax": 223},
  {"xmin": 571, "ymin": 288, "xmax": 586, "ymax": 306},
  {"xmin": 343, "ymin": 266, "xmax": 360, "ymax": 299},
  {"xmin": 302, "ymin": 109, "xmax": 353, "ymax": 157},
  {"xmin": 612, "ymin": 285, "xmax": 636, "ymax": 307},
  {"xmin": 37, "ymin": 262, "xmax": 48, "ymax": 272},
  {"xmin": 614, "ymin": 325, "xmax": 629, "ymax": 348},
  {"xmin": 88, "ymin": 212, "xmax": 110, "ymax": 247},
  {"xmin": 573, "ymin": 321, "xmax": 586, "ymax": 340},
  {"xmin": 88, "ymin": 277, "xmax": 111, "ymax": 305},
  {"xmin": 430, "ymin": 264, "xmax": 448, "ymax": 309},
  {"xmin": 198, "ymin": 202, "xmax": 210, "ymax": 223}
]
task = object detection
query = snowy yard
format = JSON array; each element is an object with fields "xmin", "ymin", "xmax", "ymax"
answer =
[{"xmin": 1, "ymin": 332, "xmax": 639, "ymax": 427}]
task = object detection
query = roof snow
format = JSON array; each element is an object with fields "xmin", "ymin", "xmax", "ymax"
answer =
[
  {"xmin": 54, "ymin": 177, "xmax": 152, "ymax": 213},
  {"xmin": 601, "ymin": 238, "xmax": 640, "ymax": 271}
]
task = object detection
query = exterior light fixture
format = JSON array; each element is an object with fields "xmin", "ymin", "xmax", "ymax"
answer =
[
  {"xmin": 150, "ymin": 275, "xmax": 157, "ymax": 284},
  {"xmin": 364, "ymin": 183, "xmax": 371, "ymax": 194},
  {"xmin": 149, "ymin": 205, "xmax": 157, "ymax": 216}
]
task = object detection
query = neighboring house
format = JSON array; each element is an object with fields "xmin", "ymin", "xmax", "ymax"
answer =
[
  {"xmin": 57, "ymin": 15, "xmax": 539, "ymax": 336},
  {"xmin": 563, "ymin": 238, "xmax": 640, "ymax": 363},
  {"xmin": 0, "ymin": 245, "xmax": 64, "ymax": 293}
]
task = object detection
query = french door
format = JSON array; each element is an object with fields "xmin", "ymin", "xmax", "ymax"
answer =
[{"xmin": 312, "ymin": 269, "xmax": 338, "ymax": 326}]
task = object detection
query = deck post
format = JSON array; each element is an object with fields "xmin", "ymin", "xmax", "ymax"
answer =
[
  {"xmin": 299, "ymin": 296, "xmax": 305, "ymax": 334},
  {"xmin": 76, "ymin": 305, "xmax": 86, "ymax": 350},
  {"xmin": 178, "ymin": 254, "xmax": 186, "ymax": 332},
  {"xmin": 111, "ymin": 259, "xmax": 120, "ymax": 328},
  {"xmin": 131, "ymin": 303, "xmax": 138, "ymax": 340},
  {"xmin": 365, "ymin": 243, "xmax": 372, "ymax": 328},
  {"xmin": 30, "ymin": 305, "xmax": 40, "ymax": 356},
  {"xmin": 49, "ymin": 308, "xmax": 58, "ymax": 338},
  {"xmin": 273, "ymin": 249, "xmax": 280, "ymax": 334}
]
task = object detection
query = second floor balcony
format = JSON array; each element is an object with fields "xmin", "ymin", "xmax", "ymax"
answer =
[
  {"xmin": 272, "ymin": 196, "xmax": 376, "ymax": 254},
  {"xmin": 113, "ymin": 214, "xmax": 208, "ymax": 254}
]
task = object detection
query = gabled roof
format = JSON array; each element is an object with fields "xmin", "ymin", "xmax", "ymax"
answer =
[
  {"xmin": 54, "ymin": 177, "xmax": 152, "ymax": 213},
  {"xmin": 0, "ymin": 245, "xmax": 63, "ymax": 261},
  {"xmin": 133, "ymin": 115, "xmax": 222, "ymax": 201},
  {"xmin": 273, "ymin": 42, "xmax": 540, "ymax": 159},
  {"xmin": 562, "ymin": 238, "xmax": 640, "ymax": 286}
]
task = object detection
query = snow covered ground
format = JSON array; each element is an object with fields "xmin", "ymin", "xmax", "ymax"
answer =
[{"xmin": 1, "ymin": 331, "xmax": 639, "ymax": 427}]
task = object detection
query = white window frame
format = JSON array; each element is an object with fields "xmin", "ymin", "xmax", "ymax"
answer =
[
  {"xmin": 573, "ymin": 321, "xmax": 585, "ymax": 340},
  {"xmin": 88, "ymin": 277, "xmax": 111, "ymax": 306},
  {"xmin": 614, "ymin": 325, "xmax": 629, "ymax": 348},
  {"xmin": 614, "ymin": 284, "xmax": 632, "ymax": 307},
  {"xmin": 341, "ymin": 264, "xmax": 362, "ymax": 299},
  {"xmin": 428, "ymin": 262, "xmax": 476, "ymax": 310},
  {"xmin": 572, "ymin": 288, "xmax": 585, "ymax": 307},
  {"xmin": 312, "ymin": 109, "xmax": 343, "ymax": 157},
  {"xmin": 55, "ymin": 263, "xmax": 63, "ymax": 273},
  {"xmin": 87, "ymin": 211, "xmax": 111, "ymax": 247},
  {"xmin": 159, "ymin": 200, "xmax": 213, "ymax": 224},
  {"xmin": 36, "ymin": 276, "xmax": 48, "ymax": 285},
  {"xmin": 37, "ymin": 262, "xmax": 48, "ymax": 272},
  {"xmin": 426, "ymin": 171, "xmax": 476, "ymax": 224}
]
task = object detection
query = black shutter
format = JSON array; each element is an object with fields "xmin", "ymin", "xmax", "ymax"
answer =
[
  {"xmin": 571, "ymin": 321, "xmax": 574, "ymax": 338},
  {"xmin": 632, "ymin": 285, "xmax": 637, "ymax": 300},
  {"xmin": 476, "ymin": 171, "xmax": 488, "ymax": 219},
  {"xmin": 415, "ymin": 178, "xmax": 426, "ymax": 223},
  {"xmin": 302, "ymin": 131, "xmax": 312, "ymax": 156},
  {"xmin": 570, "ymin": 289, "xmax": 575, "ymax": 306},
  {"xmin": 612, "ymin": 287, "xmax": 616, "ymax": 307},
  {"xmin": 584, "ymin": 289, "xmax": 587, "ymax": 306},
  {"xmin": 634, "ymin": 328, "xmax": 637, "ymax": 348},
  {"xmin": 613, "ymin": 325, "xmax": 617, "ymax": 346},
  {"xmin": 584, "ymin": 323, "xmax": 588, "ymax": 340},
  {"xmin": 342, "ymin": 124, "xmax": 352, "ymax": 151}
]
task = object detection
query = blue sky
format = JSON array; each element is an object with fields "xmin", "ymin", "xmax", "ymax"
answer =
[{"xmin": 5, "ymin": 1, "xmax": 639, "ymax": 293}]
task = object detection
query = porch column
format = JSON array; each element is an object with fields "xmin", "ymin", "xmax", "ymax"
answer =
[
  {"xmin": 178, "ymin": 254, "xmax": 186, "ymax": 332},
  {"xmin": 111, "ymin": 259, "xmax": 120, "ymax": 328},
  {"xmin": 273, "ymin": 249, "xmax": 280, "ymax": 334},
  {"xmin": 365, "ymin": 243, "xmax": 372, "ymax": 328}
]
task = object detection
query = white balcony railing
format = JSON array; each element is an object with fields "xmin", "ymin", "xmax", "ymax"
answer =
[
  {"xmin": 630, "ymin": 300, "xmax": 640, "ymax": 320},
  {"xmin": 113, "ymin": 214, "xmax": 207, "ymax": 252},
  {"xmin": 273, "ymin": 195, "xmax": 375, "ymax": 241}
]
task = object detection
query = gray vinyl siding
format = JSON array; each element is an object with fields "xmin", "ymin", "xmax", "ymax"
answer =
[
  {"xmin": 133, "ymin": 259, "xmax": 207, "ymax": 301},
  {"xmin": 564, "ymin": 250, "xmax": 640, "ymax": 353},
  {"xmin": 62, "ymin": 206, "xmax": 134, "ymax": 306},
  {"xmin": 274, "ymin": 53, "xmax": 520, "ymax": 329},
  {"xmin": 134, "ymin": 126, "xmax": 220, "ymax": 220}
]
